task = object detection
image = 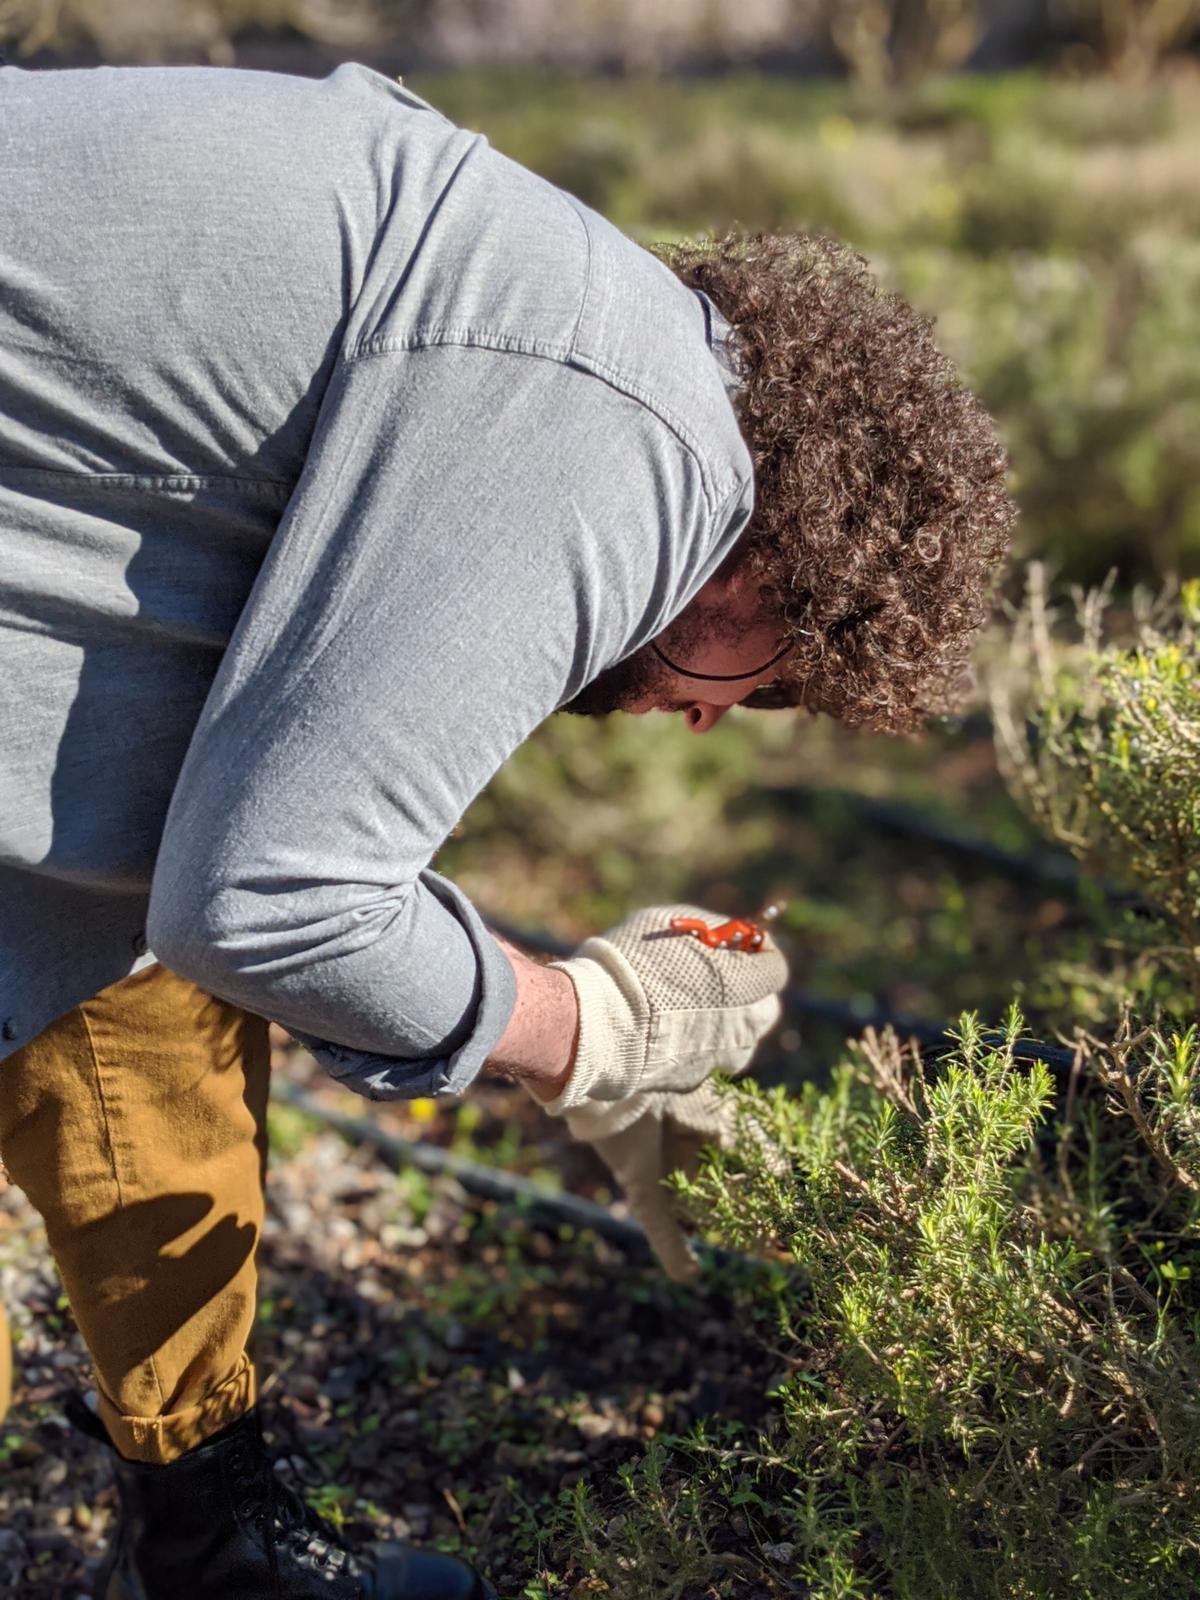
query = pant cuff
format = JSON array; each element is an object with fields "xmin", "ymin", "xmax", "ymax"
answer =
[{"xmin": 97, "ymin": 1353, "xmax": 257, "ymax": 1464}]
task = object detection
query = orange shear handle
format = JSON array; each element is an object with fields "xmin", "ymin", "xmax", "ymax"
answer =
[{"xmin": 668, "ymin": 915, "xmax": 765, "ymax": 952}]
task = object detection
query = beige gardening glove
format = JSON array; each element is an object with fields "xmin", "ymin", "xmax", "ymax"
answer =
[
  {"xmin": 581, "ymin": 1080, "xmax": 790, "ymax": 1282},
  {"xmin": 521, "ymin": 903, "xmax": 789, "ymax": 1279},
  {"xmin": 530, "ymin": 903, "xmax": 788, "ymax": 1118}
]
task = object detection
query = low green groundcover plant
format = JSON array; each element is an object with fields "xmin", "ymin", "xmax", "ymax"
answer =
[{"xmin": 538, "ymin": 585, "xmax": 1200, "ymax": 1599}]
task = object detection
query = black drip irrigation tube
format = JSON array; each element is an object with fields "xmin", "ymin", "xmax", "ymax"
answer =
[
  {"xmin": 768, "ymin": 785, "xmax": 1146, "ymax": 911},
  {"xmin": 269, "ymin": 1077, "xmax": 758, "ymax": 1277}
]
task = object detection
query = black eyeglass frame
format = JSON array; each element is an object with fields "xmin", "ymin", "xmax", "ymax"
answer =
[
  {"xmin": 649, "ymin": 637, "xmax": 792, "ymax": 682},
  {"xmin": 649, "ymin": 638, "xmax": 799, "ymax": 709}
]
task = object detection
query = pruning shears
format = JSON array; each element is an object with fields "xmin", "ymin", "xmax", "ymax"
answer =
[{"xmin": 668, "ymin": 899, "xmax": 786, "ymax": 953}]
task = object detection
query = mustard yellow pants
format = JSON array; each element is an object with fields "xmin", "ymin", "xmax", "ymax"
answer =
[{"xmin": 0, "ymin": 964, "xmax": 269, "ymax": 1463}]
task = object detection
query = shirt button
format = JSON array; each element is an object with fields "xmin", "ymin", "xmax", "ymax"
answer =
[
  {"xmin": 132, "ymin": 931, "xmax": 149, "ymax": 957},
  {"xmin": 1, "ymin": 1019, "xmax": 17, "ymax": 1042}
]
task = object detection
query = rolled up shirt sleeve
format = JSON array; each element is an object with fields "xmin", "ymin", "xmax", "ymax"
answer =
[
  {"xmin": 146, "ymin": 341, "xmax": 741, "ymax": 1098},
  {"xmin": 283, "ymin": 868, "xmax": 515, "ymax": 1098}
]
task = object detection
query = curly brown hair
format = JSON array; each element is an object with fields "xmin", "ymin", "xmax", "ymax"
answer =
[{"xmin": 654, "ymin": 231, "xmax": 1017, "ymax": 733}]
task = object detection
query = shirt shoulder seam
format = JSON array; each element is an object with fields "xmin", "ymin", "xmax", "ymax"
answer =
[{"xmin": 562, "ymin": 189, "xmax": 593, "ymax": 358}]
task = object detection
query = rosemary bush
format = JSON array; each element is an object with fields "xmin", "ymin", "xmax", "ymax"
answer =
[
  {"xmin": 549, "ymin": 1012, "xmax": 1200, "ymax": 1599},
  {"xmin": 993, "ymin": 568, "xmax": 1200, "ymax": 1013},
  {"xmin": 549, "ymin": 580, "xmax": 1200, "ymax": 1598}
]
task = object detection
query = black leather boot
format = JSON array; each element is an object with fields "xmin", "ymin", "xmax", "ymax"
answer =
[{"xmin": 80, "ymin": 1403, "xmax": 499, "ymax": 1600}]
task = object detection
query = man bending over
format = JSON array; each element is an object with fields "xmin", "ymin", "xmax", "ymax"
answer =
[{"xmin": 0, "ymin": 60, "xmax": 1014, "ymax": 1600}]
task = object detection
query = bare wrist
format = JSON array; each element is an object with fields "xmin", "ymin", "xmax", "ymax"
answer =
[{"xmin": 481, "ymin": 943, "xmax": 579, "ymax": 1098}]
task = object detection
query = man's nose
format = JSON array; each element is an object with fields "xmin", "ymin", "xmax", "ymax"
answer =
[{"xmin": 681, "ymin": 702, "xmax": 730, "ymax": 734}]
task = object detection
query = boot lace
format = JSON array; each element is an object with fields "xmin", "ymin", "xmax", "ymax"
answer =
[{"xmin": 227, "ymin": 1429, "xmax": 356, "ymax": 1591}]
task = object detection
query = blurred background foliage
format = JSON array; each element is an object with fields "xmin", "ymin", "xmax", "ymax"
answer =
[
  {"xmin": 3, "ymin": 0, "xmax": 1200, "ymax": 77},
  {"xmin": 3, "ymin": 2, "xmax": 1198, "ymax": 1075}
]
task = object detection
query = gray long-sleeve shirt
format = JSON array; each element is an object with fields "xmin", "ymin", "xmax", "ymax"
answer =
[{"xmin": 0, "ymin": 61, "xmax": 754, "ymax": 1095}]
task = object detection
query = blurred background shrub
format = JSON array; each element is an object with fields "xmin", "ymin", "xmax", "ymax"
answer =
[
  {"xmin": 4, "ymin": 0, "xmax": 1200, "ymax": 75},
  {"xmin": 0, "ymin": 0, "xmax": 379, "ymax": 62}
]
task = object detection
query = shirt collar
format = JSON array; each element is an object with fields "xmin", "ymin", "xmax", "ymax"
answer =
[{"xmin": 693, "ymin": 288, "xmax": 743, "ymax": 403}]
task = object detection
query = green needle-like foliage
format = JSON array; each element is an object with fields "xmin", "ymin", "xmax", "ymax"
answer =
[
  {"xmin": 993, "ymin": 567, "xmax": 1200, "ymax": 1012},
  {"xmin": 628, "ymin": 1009, "xmax": 1199, "ymax": 1598}
]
